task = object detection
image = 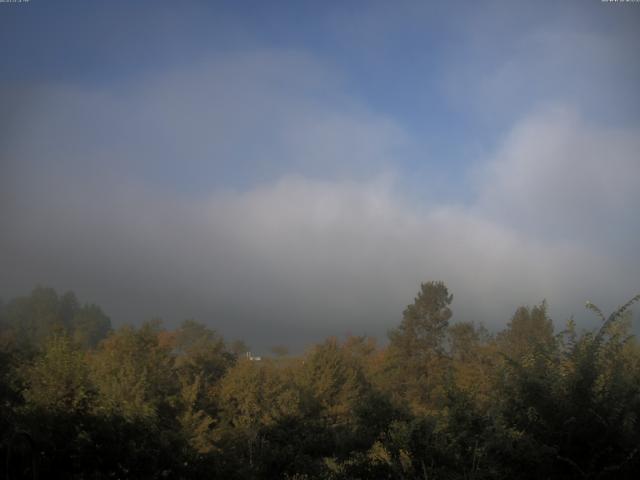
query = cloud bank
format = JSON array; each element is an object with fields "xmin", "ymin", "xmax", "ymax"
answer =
[
  {"xmin": 2, "ymin": 4, "xmax": 639, "ymax": 350},
  {"xmin": 3, "ymin": 95, "xmax": 638, "ymax": 350}
]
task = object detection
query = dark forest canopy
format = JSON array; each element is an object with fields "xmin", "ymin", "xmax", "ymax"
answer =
[{"xmin": 1, "ymin": 283, "xmax": 639, "ymax": 479}]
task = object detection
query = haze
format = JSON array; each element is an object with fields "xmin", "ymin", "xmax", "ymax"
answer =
[{"xmin": 1, "ymin": 0, "xmax": 639, "ymax": 351}]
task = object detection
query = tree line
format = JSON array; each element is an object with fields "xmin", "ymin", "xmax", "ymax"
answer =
[{"xmin": 1, "ymin": 283, "xmax": 639, "ymax": 479}]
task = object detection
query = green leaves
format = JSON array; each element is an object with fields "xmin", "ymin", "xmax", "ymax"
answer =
[
  {"xmin": 2, "ymin": 284, "xmax": 640, "ymax": 478},
  {"xmin": 90, "ymin": 322, "xmax": 178, "ymax": 421},
  {"xmin": 389, "ymin": 281, "xmax": 453, "ymax": 359},
  {"xmin": 298, "ymin": 338, "xmax": 369, "ymax": 427},
  {"xmin": 21, "ymin": 333, "xmax": 93, "ymax": 414}
]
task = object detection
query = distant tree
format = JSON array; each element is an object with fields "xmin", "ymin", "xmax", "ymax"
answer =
[
  {"xmin": 71, "ymin": 303, "xmax": 111, "ymax": 349},
  {"xmin": 230, "ymin": 339, "xmax": 250, "ymax": 358},
  {"xmin": 497, "ymin": 301, "xmax": 555, "ymax": 360},
  {"xmin": 4, "ymin": 287, "xmax": 66, "ymax": 349},
  {"xmin": 271, "ymin": 345, "xmax": 290, "ymax": 357},
  {"xmin": 58, "ymin": 291, "xmax": 79, "ymax": 327},
  {"xmin": 173, "ymin": 319, "xmax": 232, "ymax": 384},
  {"xmin": 2, "ymin": 287, "xmax": 111, "ymax": 352}
]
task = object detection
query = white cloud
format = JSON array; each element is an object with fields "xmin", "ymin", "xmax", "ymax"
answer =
[
  {"xmin": 3, "ymin": 50, "xmax": 408, "ymax": 191},
  {"xmin": 3, "ymin": 168, "xmax": 635, "ymax": 350},
  {"xmin": 2, "ymin": 45, "xmax": 639, "ymax": 351},
  {"xmin": 443, "ymin": 3, "xmax": 640, "ymax": 126},
  {"xmin": 475, "ymin": 106, "xmax": 640, "ymax": 252}
]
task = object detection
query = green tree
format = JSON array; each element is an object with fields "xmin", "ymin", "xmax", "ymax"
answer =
[
  {"xmin": 384, "ymin": 281, "xmax": 453, "ymax": 413},
  {"xmin": 177, "ymin": 373, "xmax": 217, "ymax": 454},
  {"xmin": 497, "ymin": 301, "xmax": 555, "ymax": 360},
  {"xmin": 388, "ymin": 281, "xmax": 453, "ymax": 359},
  {"xmin": 297, "ymin": 338, "xmax": 369, "ymax": 429},
  {"xmin": 90, "ymin": 321, "xmax": 178, "ymax": 421},
  {"xmin": 170, "ymin": 320, "xmax": 232, "ymax": 454},
  {"xmin": 492, "ymin": 296, "xmax": 640, "ymax": 479},
  {"xmin": 218, "ymin": 358, "xmax": 303, "ymax": 471},
  {"xmin": 448, "ymin": 321, "xmax": 496, "ymax": 408},
  {"xmin": 173, "ymin": 319, "xmax": 232, "ymax": 385},
  {"xmin": 21, "ymin": 333, "xmax": 93, "ymax": 414}
]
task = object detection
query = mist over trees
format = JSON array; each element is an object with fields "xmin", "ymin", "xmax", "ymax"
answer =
[{"xmin": 1, "ymin": 283, "xmax": 639, "ymax": 479}]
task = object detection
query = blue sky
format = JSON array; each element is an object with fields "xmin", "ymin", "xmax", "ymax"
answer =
[{"xmin": 2, "ymin": 0, "xmax": 639, "ymax": 350}]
